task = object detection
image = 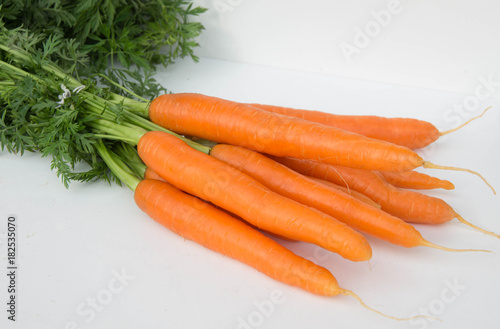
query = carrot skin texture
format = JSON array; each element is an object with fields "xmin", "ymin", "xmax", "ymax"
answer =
[
  {"xmin": 305, "ymin": 176, "xmax": 381, "ymax": 209},
  {"xmin": 135, "ymin": 179, "xmax": 340, "ymax": 296},
  {"xmin": 273, "ymin": 157, "xmax": 455, "ymax": 224},
  {"xmin": 250, "ymin": 103, "xmax": 440, "ymax": 150},
  {"xmin": 211, "ymin": 144, "xmax": 425, "ymax": 247},
  {"xmin": 137, "ymin": 131, "xmax": 372, "ymax": 261},
  {"xmin": 379, "ymin": 171, "xmax": 455, "ymax": 190},
  {"xmin": 148, "ymin": 93, "xmax": 423, "ymax": 172},
  {"xmin": 145, "ymin": 167, "xmax": 298, "ymax": 242}
]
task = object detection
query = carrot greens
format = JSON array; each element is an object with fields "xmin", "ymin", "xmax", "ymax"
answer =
[
  {"xmin": 1, "ymin": 0, "xmax": 207, "ymax": 99},
  {"xmin": 0, "ymin": 22, "xmax": 208, "ymax": 187}
]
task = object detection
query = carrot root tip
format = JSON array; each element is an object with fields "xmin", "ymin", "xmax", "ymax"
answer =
[
  {"xmin": 440, "ymin": 106, "xmax": 493, "ymax": 136},
  {"xmin": 339, "ymin": 289, "xmax": 442, "ymax": 322},
  {"xmin": 454, "ymin": 212, "xmax": 500, "ymax": 240},
  {"xmin": 422, "ymin": 161, "xmax": 496, "ymax": 195},
  {"xmin": 420, "ymin": 239, "xmax": 492, "ymax": 253}
]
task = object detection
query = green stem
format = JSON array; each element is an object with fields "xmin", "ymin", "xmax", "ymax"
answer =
[
  {"xmin": 88, "ymin": 119, "xmax": 146, "ymax": 145},
  {"xmin": 0, "ymin": 59, "xmax": 44, "ymax": 83},
  {"xmin": 94, "ymin": 140, "xmax": 140, "ymax": 191},
  {"xmin": 81, "ymin": 93, "xmax": 210, "ymax": 154},
  {"xmin": 113, "ymin": 143, "xmax": 147, "ymax": 178},
  {"xmin": 122, "ymin": 111, "xmax": 211, "ymax": 154},
  {"xmin": 97, "ymin": 74, "xmax": 149, "ymax": 102},
  {"xmin": 0, "ymin": 44, "xmax": 81, "ymax": 87},
  {"xmin": 107, "ymin": 93, "xmax": 150, "ymax": 116}
]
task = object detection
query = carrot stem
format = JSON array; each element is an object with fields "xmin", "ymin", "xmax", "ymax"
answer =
[
  {"xmin": 94, "ymin": 140, "xmax": 140, "ymax": 191},
  {"xmin": 88, "ymin": 119, "xmax": 146, "ymax": 145},
  {"xmin": 97, "ymin": 73, "xmax": 149, "ymax": 103},
  {"xmin": 422, "ymin": 161, "xmax": 496, "ymax": 194},
  {"xmin": 440, "ymin": 106, "xmax": 493, "ymax": 136},
  {"xmin": 339, "ymin": 289, "xmax": 442, "ymax": 322}
]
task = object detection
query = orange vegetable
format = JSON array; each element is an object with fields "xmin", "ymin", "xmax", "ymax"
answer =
[
  {"xmin": 273, "ymin": 156, "xmax": 499, "ymax": 239},
  {"xmin": 305, "ymin": 176, "xmax": 381, "ymax": 208},
  {"xmin": 249, "ymin": 103, "xmax": 439, "ymax": 149},
  {"xmin": 210, "ymin": 144, "xmax": 483, "ymax": 250},
  {"xmin": 135, "ymin": 179, "xmax": 339, "ymax": 295},
  {"xmin": 135, "ymin": 179, "xmax": 428, "ymax": 320},
  {"xmin": 379, "ymin": 171, "xmax": 455, "ymax": 190},
  {"xmin": 145, "ymin": 167, "xmax": 297, "ymax": 242},
  {"xmin": 272, "ymin": 157, "xmax": 457, "ymax": 223},
  {"xmin": 148, "ymin": 93, "xmax": 424, "ymax": 172},
  {"xmin": 144, "ymin": 167, "xmax": 165, "ymax": 181},
  {"xmin": 137, "ymin": 131, "xmax": 372, "ymax": 261},
  {"xmin": 249, "ymin": 103, "xmax": 492, "ymax": 150}
]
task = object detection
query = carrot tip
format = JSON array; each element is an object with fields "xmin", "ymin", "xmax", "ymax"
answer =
[
  {"xmin": 422, "ymin": 161, "xmax": 496, "ymax": 195},
  {"xmin": 440, "ymin": 106, "xmax": 493, "ymax": 136},
  {"xmin": 339, "ymin": 289, "xmax": 442, "ymax": 322},
  {"xmin": 454, "ymin": 212, "xmax": 500, "ymax": 240},
  {"xmin": 421, "ymin": 239, "xmax": 492, "ymax": 253}
]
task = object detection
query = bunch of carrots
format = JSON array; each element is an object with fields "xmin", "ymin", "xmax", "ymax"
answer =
[
  {"xmin": 1, "ymin": 28, "xmax": 497, "ymax": 321},
  {"xmin": 98, "ymin": 93, "xmax": 497, "ymax": 321}
]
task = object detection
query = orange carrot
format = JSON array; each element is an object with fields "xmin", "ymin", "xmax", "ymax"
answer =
[
  {"xmin": 148, "ymin": 93, "xmax": 424, "ymax": 172},
  {"xmin": 135, "ymin": 179, "xmax": 430, "ymax": 321},
  {"xmin": 145, "ymin": 167, "xmax": 298, "ymax": 242},
  {"xmin": 249, "ymin": 103, "xmax": 439, "ymax": 149},
  {"xmin": 249, "ymin": 104, "xmax": 492, "ymax": 150},
  {"xmin": 274, "ymin": 156, "xmax": 500, "ymax": 239},
  {"xmin": 135, "ymin": 179, "xmax": 338, "ymax": 295},
  {"xmin": 379, "ymin": 171, "xmax": 455, "ymax": 190},
  {"xmin": 272, "ymin": 157, "xmax": 457, "ymax": 224},
  {"xmin": 147, "ymin": 165, "xmax": 378, "ymax": 209},
  {"xmin": 306, "ymin": 176, "xmax": 381, "ymax": 208},
  {"xmin": 144, "ymin": 167, "xmax": 165, "ymax": 181},
  {"xmin": 137, "ymin": 131, "xmax": 372, "ymax": 261},
  {"xmin": 149, "ymin": 93, "xmax": 495, "ymax": 192},
  {"xmin": 210, "ymin": 144, "xmax": 482, "ymax": 250}
]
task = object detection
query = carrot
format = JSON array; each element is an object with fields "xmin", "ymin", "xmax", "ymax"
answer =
[
  {"xmin": 210, "ymin": 144, "xmax": 490, "ymax": 250},
  {"xmin": 135, "ymin": 179, "xmax": 431, "ymax": 321},
  {"xmin": 250, "ymin": 103, "xmax": 438, "ymax": 149},
  {"xmin": 145, "ymin": 167, "xmax": 298, "ymax": 242},
  {"xmin": 137, "ymin": 131, "xmax": 372, "ymax": 261},
  {"xmin": 144, "ymin": 167, "xmax": 166, "ymax": 181},
  {"xmin": 249, "ymin": 104, "xmax": 492, "ymax": 150},
  {"xmin": 148, "ymin": 93, "xmax": 423, "ymax": 172},
  {"xmin": 305, "ymin": 176, "xmax": 381, "ymax": 208},
  {"xmin": 379, "ymin": 171, "xmax": 455, "ymax": 190},
  {"xmin": 135, "ymin": 179, "xmax": 336, "ymax": 294},
  {"xmin": 274, "ymin": 156, "xmax": 500, "ymax": 239},
  {"xmin": 98, "ymin": 141, "xmax": 428, "ymax": 321},
  {"xmin": 149, "ymin": 93, "xmax": 495, "ymax": 192}
]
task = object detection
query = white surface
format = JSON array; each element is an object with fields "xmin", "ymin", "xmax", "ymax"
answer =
[
  {"xmin": 193, "ymin": 0, "xmax": 500, "ymax": 98},
  {"xmin": 1, "ymin": 57, "xmax": 500, "ymax": 329}
]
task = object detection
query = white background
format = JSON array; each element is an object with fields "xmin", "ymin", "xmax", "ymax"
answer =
[
  {"xmin": 1, "ymin": 1, "xmax": 500, "ymax": 329},
  {"xmin": 193, "ymin": 0, "xmax": 500, "ymax": 99}
]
